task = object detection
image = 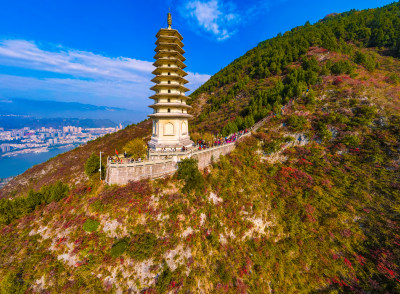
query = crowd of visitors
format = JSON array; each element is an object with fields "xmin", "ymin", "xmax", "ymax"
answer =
[
  {"xmin": 108, "ymin": 156, "xmax": 142, "ymax": 164},
  {"xmin": 196, "ymin": 129, "xmax": 249, "ymax": 150}
]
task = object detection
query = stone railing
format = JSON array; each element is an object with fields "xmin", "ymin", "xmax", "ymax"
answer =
[{"xmin": 107, "ymin": 158, "xmax": 174, "ymax": 167}]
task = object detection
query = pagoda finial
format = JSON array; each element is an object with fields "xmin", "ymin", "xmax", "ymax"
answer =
[{"xmin": 167, "ymin": 9, "xmax": 172, "ymax": 29}]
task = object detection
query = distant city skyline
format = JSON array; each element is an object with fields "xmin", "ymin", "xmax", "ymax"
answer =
[{"xmin": 0, "ymin": 0, "xmax": 393, "ymax": 110}]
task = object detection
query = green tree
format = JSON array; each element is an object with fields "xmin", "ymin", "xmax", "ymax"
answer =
[
  {"xmin": 84, "ymin": 153, "xmax": 105, "ymax": 179},
  {"xmin": 305, "ymin": 89, "xmax": 316, "ymax": 105},
  {"xmin": 202, "ymin": 132, "xmax": 214, "ymax": 145},
  {"xmin": 287, "ymin": 115, "xmax": 308, "ymax": 131},
  {"xmin": 123, "ymin": 138, "xmax": 147, "ymax": 159},
  {"xmin": 330, "ymin": 60, "xmax": 355, "ymax": 75},
  {"xmin": 177, "ymin": 158, "xmax": 204, "ymax": 193}
]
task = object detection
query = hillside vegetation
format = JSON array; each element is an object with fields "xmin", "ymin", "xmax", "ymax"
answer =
[
  {"xmin": 189, "ymin": 1, "xmax": 400, "ymax": 134},
  {"xmin": 0, "ymin": 2, "xmax": 400, "ymax": 293}
]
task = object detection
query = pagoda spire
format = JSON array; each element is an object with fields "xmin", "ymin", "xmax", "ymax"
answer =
[{"xmin": 167, "ymin": 9, "xmax": 172, "ymax": 29}]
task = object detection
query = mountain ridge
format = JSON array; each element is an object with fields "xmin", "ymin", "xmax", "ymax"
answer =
[{"xmin": 0, "ymin": 98, "xmax": 146, "ymax": 123}]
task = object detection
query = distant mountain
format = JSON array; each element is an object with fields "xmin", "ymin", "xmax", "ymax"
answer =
[
  {"xmin": 0, "ymin": 115, "xmax": 119, "ymax": 129},
  {"xmin": 0, "ymin": 98, "xmax": 147, "ymax": 123}
]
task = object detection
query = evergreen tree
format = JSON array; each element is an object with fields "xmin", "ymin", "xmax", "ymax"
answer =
[{"xmin": 85, "ymin": 153, "xmax": 105, "ymax": 179}]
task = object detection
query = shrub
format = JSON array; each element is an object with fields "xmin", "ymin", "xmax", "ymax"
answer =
[
  {"xmin": 305, "ymin": 89, "xmax": 316, "ymax": 105},
  {"xmin": 351, "ymin": 105, "xmax": 377, "ymax": 125},
  {"xmin": 287, "ymin": 115, "xmax": 308, "ymax": 132},
  {"xmin": 341, "ymin": 134, "xmax": 360, "ymax": 147},
  {"xmin": 0, "ymin": 181, "xmax": 69, "ymax": 226},
  {"xmin": 128, "ymin": 232, "xmax": 158, "ymax": 261},
  {"xmin": 0, "ymin": 271, "xmax": 27, "ymax": 294},
  {"xmin": 41, "ymin": 181, "xmax": 70, "ymax": 202},
  {"xmin": 83, "ymin": 219, "xmax": 100, "ymax": 232},
  {"xmin": 330, "ymin": 60, "xmax": 355, "ymax": 75},
  {"xmin": 156, "ymin": 265, "xmax": 173, "ymax": 293},
  {"xmin": 177, "ymin": 158, "xmax": 205, "ymax": 193},
  {"xmin": 215, "ymin": 260, "xmax": 232, "ymax": 284},
  {"xmin": 262, "ymin": 137, "xmax": 293, "ymax": 154},
  {"xmin": 354, "ymin": 51, "xmax": 377, "ymax": 71},
  {"xmin": 263, "ymin": 140, "xmax": 282, "ymax": 154},
  {"xmin": 110, "ymin": 239, "xmax": 129, "ymax": 258},
  {"xmin": 317, "ymin": 123, "xmax": 332, "ymax": 141},
  {"xmin": 123, "ymin": 138, "xmax": 147, "ymax": 159},
  {"xmin": 387, "ymin": 73, "xmax": 400, "ymax": 84},
  {"xmin": 354, "ymin": 51, "xmax": 367, "ymax": 65}
]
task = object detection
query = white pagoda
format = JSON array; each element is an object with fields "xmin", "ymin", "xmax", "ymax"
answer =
[{"xmin": 148, "ymin": 12, "xmax": 194, "ymax": 151}]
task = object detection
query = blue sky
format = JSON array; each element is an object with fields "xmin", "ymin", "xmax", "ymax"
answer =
[{"xmin": 0, "ymin": 0, "xmax": 394, "ymax": 110}]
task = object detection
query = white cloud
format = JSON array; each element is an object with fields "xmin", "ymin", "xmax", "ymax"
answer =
[
  {"xmin": 0, "ymin": 39, "xmax": 210, "ymax": 108},
  {"xmin": 180, "ymin": 0, "xmax": 282, "ymax": 41},
  {"xmin": 184, "ymin": 0, "xmax": 240, "ymax": 41},
  {"xmin": 0, "ymin": 39, "xmax": 152, "ymax": 82}
]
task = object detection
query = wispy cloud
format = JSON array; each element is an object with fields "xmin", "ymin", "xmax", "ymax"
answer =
[
  {"xmin": 180, "ymin": 0, "xmax": 278, "ymax": 41},
  {"xmin": 0, "ymin": 39, "xmax": 210, "ymax": 108},
  {"xmin": 183, "ymin": 0, "xmax": 240, "ymax": 41}
]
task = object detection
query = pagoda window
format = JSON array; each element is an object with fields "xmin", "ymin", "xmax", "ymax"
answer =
[
  {"xmin": 168, "ymin": 98, "xmax": 171, "ymax": 102},
  {"xmin": 168, "ymin": 90, "xmax": 171, "ymax": 93},
  {"xmin": 168, "ymin": 108, "xmax": 171, "ymax": 113},
  {"xmin": 168, "ymin": 80, "xmax": 171, "ymax": 84},
  {"xmin": 168, "ymin": 72, "xmax": 171, "ymax": 75},
  {"xmin": 168, "ymin": 64, "xmax": 171, "ymax": 67}
]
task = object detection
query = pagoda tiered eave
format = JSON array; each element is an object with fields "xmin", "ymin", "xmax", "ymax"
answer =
[
  {"xmin": 150, "ymin": 84, "xmax": 189, "ymax": 92},
  {"xmin": 148, "ymin": 112, "xmax": 192, "ymax": 119},
  {"xmin": 156, "ymin": 28, "xmax": 183, "ymax": 40},
  {"xmin": 154, "ymin": 50, "xmax": 186, "ymax": 62},
  {"xmin": 149, "ymin": 103, "xmax": 192, "ymax": 109},
  {"xmin": 152, "ymin": 67, "xmax": 187, "ymax": 77},
  {"xmin": 155, "ymin": 36, "xmax": 184, "ymax": 48},
  {"xmin": 155, "ymin": 43, "xmax": 185, "ymax": 54},
  {"xmin": 153, "ymin": 58, "xmax": 186, "ymax": 69},
  {"xmin": 151, "ymin": 75, "xmax": 188, "ymax": 84},
  {"xmin": 149, "ymin": 93, "xmax": 189, "ymax": 100}
]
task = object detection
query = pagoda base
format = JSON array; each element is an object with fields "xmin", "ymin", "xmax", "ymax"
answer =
[{"xmin": 148, "ymin": 136, "xmax": 194, "ymax": 151}]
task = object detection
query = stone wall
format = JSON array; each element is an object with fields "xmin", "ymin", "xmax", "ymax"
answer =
[
  {"xmin": 105, "ymin": 142, "xmax": 238, "ymax": 185},
  {"xmin": 106, "ymin": 160, "xmax": 177, "ymax": 186},
  {"xmin": 192, "ymin": 143, "xmax": 236, "ymax": 169}
]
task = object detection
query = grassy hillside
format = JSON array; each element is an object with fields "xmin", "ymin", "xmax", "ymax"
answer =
[{"xmin": 0, "ymin": 2, "xmax": 400, "ymax": 293}]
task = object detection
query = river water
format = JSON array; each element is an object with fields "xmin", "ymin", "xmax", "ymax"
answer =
[{"xmin": 0, "ymin": 146, "xmax": 76, "ymax": 179}]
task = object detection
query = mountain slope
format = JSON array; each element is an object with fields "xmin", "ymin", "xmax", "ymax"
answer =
[
  {"xmin": 0, "ymin": 2, "xmax": 400, "ymax": 293},
  {"xmin": 189, "ymin": 1, "xmax": 400, "ymax": 134},
  {"xmin": 1, "ymin": 87, "xmax": 399, "ymax": 292}
]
